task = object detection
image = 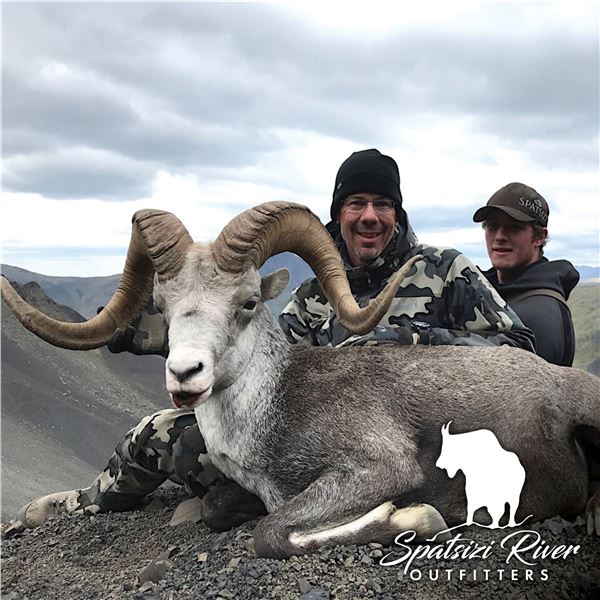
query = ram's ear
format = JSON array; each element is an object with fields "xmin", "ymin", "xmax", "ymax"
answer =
[{"xmin": 261, "ymin": 268, "xmax": 290, "ymax": 301}]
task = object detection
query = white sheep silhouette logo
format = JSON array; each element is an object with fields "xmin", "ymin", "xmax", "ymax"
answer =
[{"xmin": 435, "ymin": 421, "xmax": 528, "ymax": 528}]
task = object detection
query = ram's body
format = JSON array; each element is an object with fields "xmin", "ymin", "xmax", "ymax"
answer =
[
  {"xmin": 201, "ymin": 342, "xmax": 595, "ymax": 524},
  {"xmin": 3, "ymin": 203, "xmax": 599, "ymax": 558},
  {"xmin": 150, "ymin": 243, "xmax": 598, "ymax": 557}
]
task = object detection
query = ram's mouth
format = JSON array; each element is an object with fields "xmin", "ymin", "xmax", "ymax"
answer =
[{"xmin": 170, "ymin": 388, "xmax": 212, "ymax": 409}]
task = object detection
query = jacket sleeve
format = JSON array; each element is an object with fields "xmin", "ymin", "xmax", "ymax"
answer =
[
  {"xmin": 428, "ymin": 254, "xmax": 536, "ymax": 351},
  {"xmin": 278, "ymin": 279, "xmax": 330, "ymax": 346}
]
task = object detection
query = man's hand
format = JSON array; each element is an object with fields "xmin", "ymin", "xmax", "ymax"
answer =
[{"xmin": 101, "ymin": 302, "xmax": 169, "ymax": 357}]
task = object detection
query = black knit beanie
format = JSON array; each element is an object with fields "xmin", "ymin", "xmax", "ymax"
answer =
[{"xmin": 331, "ymin": 149, "xmax": 403, "ymax": 220}]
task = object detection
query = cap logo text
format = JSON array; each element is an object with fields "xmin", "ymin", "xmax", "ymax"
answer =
[{"xmin": 518, "ymin": 197, "xmax": 547, "ymax": 221}]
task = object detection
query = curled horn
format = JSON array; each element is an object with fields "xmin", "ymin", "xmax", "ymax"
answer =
[
  {"xmin": 1, "ymin": 209, "xmax": 193, "ymax": 350},
  {"xmin": 212, "ymin": 201, "xmax": 421, "ymax": 336}
]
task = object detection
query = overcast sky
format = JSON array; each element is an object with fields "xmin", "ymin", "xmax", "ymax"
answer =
[{"xmin": 2, "ymin": 1, "xmax": 599, "ymax": 277}]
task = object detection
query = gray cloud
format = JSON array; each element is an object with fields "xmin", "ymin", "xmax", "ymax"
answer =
[
  {"xmin": 3, "ymin": 3, "xmax": 598, "ymax": 198},
  {"xmin": 3, "ymin": 147, "xmax": 154, "ymax": 200},
  {"xmin": 410, "ymin": 205, "xmax": 482, "ymax": 232}
]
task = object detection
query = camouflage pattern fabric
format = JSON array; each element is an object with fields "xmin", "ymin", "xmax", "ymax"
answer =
[
  {"xmin": 107, "ymin": 300, "xmax": 169, "ymax": 356},
  {"xmin": 279, "ymin": 242, "xmax": 536, "ymax": 351},
  {"xmin": 62, "ymin": 409, "xmax": 222, "ymax": 515}
]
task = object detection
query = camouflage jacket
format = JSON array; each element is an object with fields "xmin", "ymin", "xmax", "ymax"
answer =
[{"xmin": 279, "ymin": 229, "xmax": 536, "ymax": 351}]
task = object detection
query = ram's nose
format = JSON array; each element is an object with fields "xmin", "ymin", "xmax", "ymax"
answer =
[
  {"xmin": 167, "ymin": 357, "xmax": 204, "ymax": 383},
  {"xmin": 166, "ymin": 348, "xmax": 214, "ymax": 389}
]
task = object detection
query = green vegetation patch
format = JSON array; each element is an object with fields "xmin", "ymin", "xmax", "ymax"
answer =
[{"xmin": 569, "ymin": 284, "xmax": 600, "ymax": 375}]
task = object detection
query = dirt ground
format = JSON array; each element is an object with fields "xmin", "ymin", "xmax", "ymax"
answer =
[{"xmin": 2, "ymin": 488, "xmax": 599, "ymax": 600}]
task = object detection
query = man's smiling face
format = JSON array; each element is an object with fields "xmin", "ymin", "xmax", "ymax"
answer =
[{"xmin": 338, "ymin": 192, "xmax": 397, "ymax": 267}]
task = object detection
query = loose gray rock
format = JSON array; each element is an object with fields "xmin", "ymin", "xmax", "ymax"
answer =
[
  {"xmin": 169, "ymin": 497, "xmax": 203, "ymax": 526},
  {"xmin": 544, "ymin": 518, "xmax": 565, "ymax": 535},
  {"xmin": 1, "ymin": 487, "xmax": 598, "ymax": 600},
  {"xmin": 298, "ymin": 577, "xmax": 311, "ymax": 593},
  {"xmin": 138, "ymin": 558, "xmax": 172, "ymax": 584},
  {"xmin": 299, "ymin": 587, "xmax": 330, "ymax": 600}
]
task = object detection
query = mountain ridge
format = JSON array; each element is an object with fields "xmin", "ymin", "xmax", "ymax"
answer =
[
  {"xmin": 4, "ymin": 261, "xmax": 598, "ymax": 319},
  {"xmin": 1, "ymin": 281, "xmax": 169, "ymax": 520}
]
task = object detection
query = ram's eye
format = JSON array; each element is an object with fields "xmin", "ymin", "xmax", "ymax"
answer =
[{"xmin": 243, "ymin": 300, "xmax": 258, "ymax": 311}]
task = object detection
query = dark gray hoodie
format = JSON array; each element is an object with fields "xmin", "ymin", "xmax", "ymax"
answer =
[{"xmin": 483, "ymin": 258, "xmax": 580, "ymax": 366}]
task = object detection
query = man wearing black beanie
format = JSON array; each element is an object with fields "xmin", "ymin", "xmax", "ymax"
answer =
[
  {"xmin": 327, "ymin": 149, "xmax": 405, "ymax": 268},
  {"xmin": 280, "ymin": 149, "xmax": 536, "ymax": 350}
]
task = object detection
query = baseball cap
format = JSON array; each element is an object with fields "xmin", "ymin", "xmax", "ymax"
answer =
[{"xmin": 473, "ymin": 182, "xmax": 549, "ymax": 227}]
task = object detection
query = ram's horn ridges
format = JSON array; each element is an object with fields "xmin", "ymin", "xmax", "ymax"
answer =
[{"xmin": 133, "ymin": 209, "xmax": 194, "ymax": 283}]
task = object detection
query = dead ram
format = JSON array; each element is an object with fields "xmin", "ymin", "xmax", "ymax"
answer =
[{"xmin": 2, "ymin": 202, "xmax": 599, "ymax": 558}]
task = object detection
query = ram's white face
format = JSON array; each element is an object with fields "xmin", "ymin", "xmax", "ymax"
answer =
[{"xmin": 152, "ymin": 245, "xmax": 288, "ymax": 410}]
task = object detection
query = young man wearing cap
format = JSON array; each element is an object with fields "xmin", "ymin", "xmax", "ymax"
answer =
[
  {"xmin": 473, "ymin": 182, "xmax": 579, "ymax": 366},
  {"xmin": 11, "ymin": 150, "xmax": 536, "ymax": 532}
]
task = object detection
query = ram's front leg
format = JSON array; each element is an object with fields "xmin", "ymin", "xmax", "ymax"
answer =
[{"xmin": 253, "ymin": 468, "xmax": 447, "ymax": 558}]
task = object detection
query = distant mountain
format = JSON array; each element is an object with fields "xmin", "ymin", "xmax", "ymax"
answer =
[
  {"xmin": 1, "ymin": 281, "xmax": 168, "ymax": 520},
  {"xmin": 3, "ymin": 259, "xmax": 598, "ymax": 383},
  {"xmin": 4, "ymin": 261, "xmax": 598, "ymax": 319},
  {"xmin": 2, "ymin": 254, "xmax": 314, "ymax": 319},
  {"xmin": 1, "ymin": 265, "xmax": 120, "ymax": 319},
  {"xmin": 10, "ymin": 281, "xmax": 87, "ymax": 323}
]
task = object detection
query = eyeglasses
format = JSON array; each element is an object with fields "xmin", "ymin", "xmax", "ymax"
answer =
[{"xmin": 343, "ymin": 198, "xmax": 395, "ymax": 214}]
